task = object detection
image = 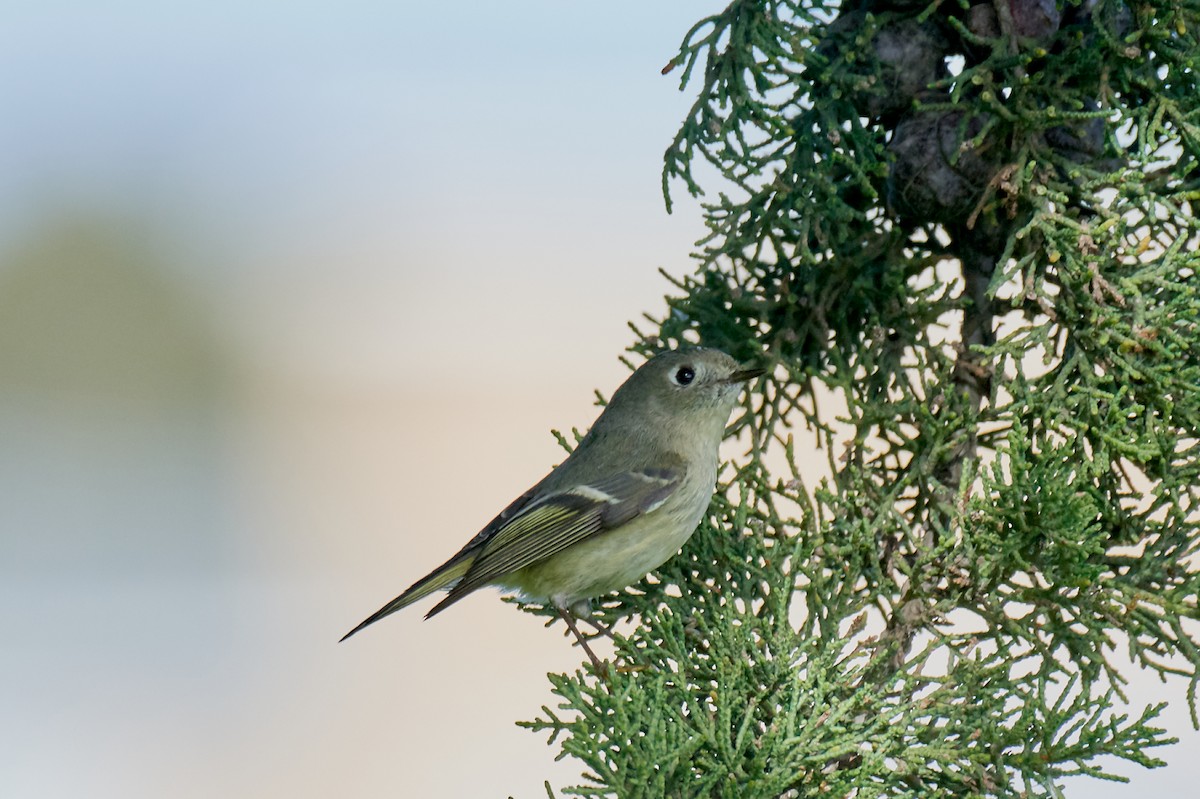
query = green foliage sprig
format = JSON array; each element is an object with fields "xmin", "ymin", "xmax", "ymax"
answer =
[{"xmin": 525, "ymin": 1, "xmax": 1200, "ymax": 795}]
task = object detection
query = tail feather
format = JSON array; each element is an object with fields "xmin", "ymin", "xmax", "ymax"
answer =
[{"xmin": 339, "ymin": 556, "xmax": 472, "ymax": 642}]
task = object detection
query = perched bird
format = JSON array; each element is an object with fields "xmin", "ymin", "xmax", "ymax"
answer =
[{"xmin": 340, "ymin": 348, "xmax": 762, "ymax": 671}]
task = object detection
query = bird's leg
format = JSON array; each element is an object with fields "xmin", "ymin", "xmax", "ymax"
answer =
[
  {"xmin": 578, "ymin": 614, "xmax": 618, "ymax": 641},
  {"xmin": 568, "ymin": 597, "xmax": 652, "ymax": 671},
  {"xmin": 556, "ymin": 603, "xmax": 608, "ymax": 678},
  {"xmin": 565, "ymin": 599, "xmax": 618, "ymax": 641},
  {"xmin": 567, "ymin": 604, "xmax": 646, "ymax": 675}
]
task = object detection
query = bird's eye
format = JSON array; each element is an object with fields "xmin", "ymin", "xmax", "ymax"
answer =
[{"xmin": 674, "ymin": 366, "xmax": 696, "ymax": 386}]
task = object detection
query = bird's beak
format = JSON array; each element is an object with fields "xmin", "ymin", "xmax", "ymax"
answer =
[{"xmin": 723, "ymin": 367, "xmax": 765, "ymax": 384}]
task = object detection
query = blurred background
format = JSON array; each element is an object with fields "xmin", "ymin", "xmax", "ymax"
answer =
[{"xmin": 1, "ymin": 2, "xmax": 1196, "ymax": 797}]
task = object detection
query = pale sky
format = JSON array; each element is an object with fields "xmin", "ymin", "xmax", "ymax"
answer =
[{"xmin": 1, "ymin": 2, "xmax": 1196, "ymax": 798}]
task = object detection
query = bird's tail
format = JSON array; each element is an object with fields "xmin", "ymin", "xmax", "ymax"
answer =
[{"xmin": 339, "ymin": 555, "xmax": 473, "ymax": 642}]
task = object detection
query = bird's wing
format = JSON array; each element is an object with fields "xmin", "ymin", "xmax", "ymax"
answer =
[{"xmin": 425, "ymin": 466, "xmax": 681, "ymax": 616}]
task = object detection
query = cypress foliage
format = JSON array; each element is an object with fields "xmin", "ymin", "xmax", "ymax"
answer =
[{"xmin": 523, "ymin": 1, "xmax": 1200, "ymax": 795}]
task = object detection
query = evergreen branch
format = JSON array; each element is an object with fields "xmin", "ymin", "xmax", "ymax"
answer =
[{"xmin": 526, "ymin": 0, "xmax": 1200, "ymax": 795}]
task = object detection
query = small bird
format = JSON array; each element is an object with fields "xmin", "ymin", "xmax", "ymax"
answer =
[{"xmin": 340, "ymin": 348, "xmax": 762, "ymax": 671}]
